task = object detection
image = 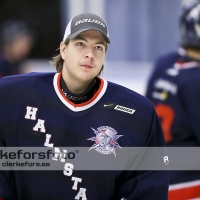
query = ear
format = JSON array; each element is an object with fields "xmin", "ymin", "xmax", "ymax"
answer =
[{"xmin": 60, "ymin": 41, "xmax": 66, "ymax": 60}]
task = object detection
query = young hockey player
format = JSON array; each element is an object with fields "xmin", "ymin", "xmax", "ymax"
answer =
[{"xmin": 0, "ymin": 13, "xmax": 168, "ymax": 200}]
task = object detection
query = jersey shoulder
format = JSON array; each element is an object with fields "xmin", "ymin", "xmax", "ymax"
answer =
[
  {"xmin": 0, "ymin": 72, "xmax": 55, "ymax": 96},
  {"xmin": 107, "ymin": 81, "xmax": 154, "ymax": 111},
  {"xmin": 154, "ymin": 51, "xmax": 181, "ymax": 71},
  {"xmin": 179, "ymin": 65, "xmax": 200, "ymax": 87}
]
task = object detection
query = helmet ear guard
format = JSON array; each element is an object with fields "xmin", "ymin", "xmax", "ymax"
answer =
[{"xmin": 180, "ymin": 2, "xmax": 200, "ymax": 48}]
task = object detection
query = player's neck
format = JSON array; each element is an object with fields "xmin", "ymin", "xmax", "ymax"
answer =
[
  {"xmin": 185, "ymin": 49, "xmax": 200, "ymax": 61},
  {"xmin": 60, "ymin": 76, "xmax": 99, "ymax": 104},
  {"xmin": 62, "ymin": 72, "xmax": 93, "ymax": 94}
]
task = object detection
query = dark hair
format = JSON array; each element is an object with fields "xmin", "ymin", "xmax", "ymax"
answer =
[{"xmin": 50, "ymin": 39, "xmax": 70, "ymax": 73}]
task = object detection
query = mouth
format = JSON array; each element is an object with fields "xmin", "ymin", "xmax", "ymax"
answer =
[{"xmin": 81, "ymin": 65, "xmax": 92, "ymax": 68}]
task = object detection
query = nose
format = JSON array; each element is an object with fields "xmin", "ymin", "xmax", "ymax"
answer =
[{"xmin": 84, "ymin": 48, "xmax": 94, "ymax": 60}]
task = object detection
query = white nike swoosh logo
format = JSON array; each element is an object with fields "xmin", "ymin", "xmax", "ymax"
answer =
[{"xmin": 104, "ymin": 104, "xmax": 113, "ymax": 107}]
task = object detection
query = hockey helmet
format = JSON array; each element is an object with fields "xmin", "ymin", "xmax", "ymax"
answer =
[{"xmin": 180, "ymin": 1, "xmax": 200, "ymax": 47}]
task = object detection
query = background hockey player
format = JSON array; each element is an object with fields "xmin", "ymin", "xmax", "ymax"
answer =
[
  {"xmin": 0, "ymin": 20, "xmax": 34, "ymax": 77},
  {"xmin": 145, "ymin": 2, "xmax": 200, "ymax": 199}
]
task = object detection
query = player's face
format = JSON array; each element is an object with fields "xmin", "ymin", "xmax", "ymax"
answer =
[{"xmin": 60, "ymin": 30, "xmax": 106, "ymax": 93}]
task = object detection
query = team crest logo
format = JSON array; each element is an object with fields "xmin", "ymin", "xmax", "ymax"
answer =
[{"xmin": 87, "ymin": 126, "xmax": 123, "ymax": 157}]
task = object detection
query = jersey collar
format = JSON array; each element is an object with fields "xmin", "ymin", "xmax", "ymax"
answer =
[{"xmin": 53, "ymin": 73, "xmax": 107, "ymax": 112}]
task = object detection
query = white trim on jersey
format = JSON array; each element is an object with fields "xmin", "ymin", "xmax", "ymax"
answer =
[
  {"xmin": 174, "ymin": 61, "xmax": 200, "ymax": 70},
  {"xmin": 53, "ymin": 73, "xmax": 108, "ymax": 112},
  {"xmin": 169, "ymin": 179, "xmax": 200, "ymax": 191}
]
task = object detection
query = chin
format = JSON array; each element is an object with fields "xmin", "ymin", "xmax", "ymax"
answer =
[{"xmin": 78, "ymin": 73, "xmax": 96, "ymax": 82}]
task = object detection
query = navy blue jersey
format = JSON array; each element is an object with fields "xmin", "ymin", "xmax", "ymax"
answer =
[
  {"xmin": 0, "ymin": 54, "xmax": 21, "ymax": 78},
  {"xmin": 145, "ymin": 51, "xmax": 182, "ymax": 99},
  {"xmin": 0, "ymin": 72, "xmax": 168, "ymax": 200},
  {"xmin": 145, "ymin": 51, "xmax": 200, "ymax": 199}
]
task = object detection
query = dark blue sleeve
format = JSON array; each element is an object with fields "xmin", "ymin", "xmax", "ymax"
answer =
[
  {"xmin": 0, "ymin": 79, "xmax": 17, "ymax": 199},
  {"xmin": 0, "ymin": 142, "xmax": 17, "ymax": 200}
]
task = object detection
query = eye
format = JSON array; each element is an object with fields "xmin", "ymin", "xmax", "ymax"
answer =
[
  {"xmin": 77, "ymin": 42, "xmax": 85, "ymax": 46},
  {"xmin": 96, "ymin": 46, "xmax": 103, "ymax": 50}
]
